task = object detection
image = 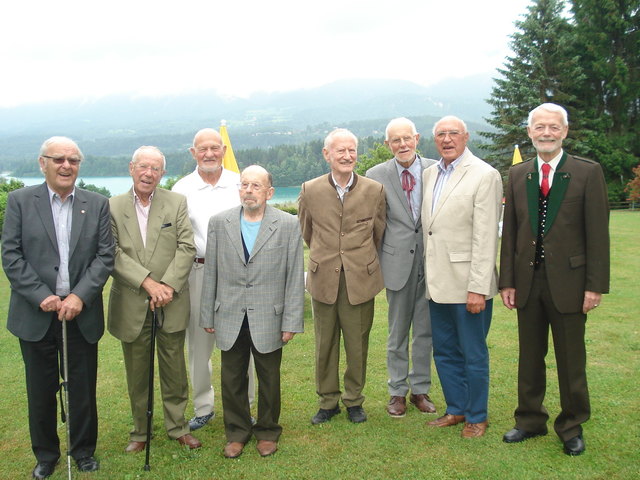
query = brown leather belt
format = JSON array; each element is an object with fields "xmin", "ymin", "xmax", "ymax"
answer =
[{"xmin": 194, "ymin": 258, "xmax": 205, "ymax": 264}]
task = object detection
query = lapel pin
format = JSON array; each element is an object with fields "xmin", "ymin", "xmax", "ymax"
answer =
[
  {"xmin": 527, "ymin": 173, "xmax": 532, "ymax": 180},
  {"xmin": 81, "ymin": 210, "xmax": 86, "ymax": 214}
]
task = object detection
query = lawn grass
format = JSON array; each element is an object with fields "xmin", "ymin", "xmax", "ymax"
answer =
[{"xmin": 0, "ymin": 211, "xmax": 638, "ymax": 479}]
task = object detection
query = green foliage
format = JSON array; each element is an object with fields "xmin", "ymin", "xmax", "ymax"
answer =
[
  {"xmin": 355, "ymin": 142, "xmax": 393, "ymax": 175},
  {"xmin": 161, "ymin": 175, "xmax": 184, "ymax": 191},
  {"xmin": 0, "ymin": 177, "xmax": 24, "ymax": 237},
  {"xmin": 624, "ymin": 165, "xmax": 640, "ymax": 203},
  {"xmin": 77, "ymin": 179, "xmax": 111, "ymax": 198},
  {"xmin": 273, "ymin": 203, "xmax": 298, "ymax": 215},
  {"xmin": 482, "ymin": 0, "xmax": 640, "ymax": 185}
]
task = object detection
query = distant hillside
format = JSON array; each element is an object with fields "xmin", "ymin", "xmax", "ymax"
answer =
[{"xmin": 0, "ymin": 75, "xmax": 494, "ymax": 164}]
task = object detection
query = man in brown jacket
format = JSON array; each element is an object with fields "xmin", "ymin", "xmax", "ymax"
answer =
[
  {"xmin": 499, "ymin": 103, "xmax": 610, "ymax": 456},
  {"xmin": 298, "ymin": 128, "xmax": 386, "ymax": 425}
]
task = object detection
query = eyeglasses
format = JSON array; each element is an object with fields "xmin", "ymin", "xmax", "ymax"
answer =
[
  {"xmin": 435, "ymin": 130, "xmax": 463, "ymax": 139},
  {"xmin": 134, "ymin": 163, "xmax": 163, "ymax": 174},
  {"xmin": 389, "ymin": 136, "xmax": 417, "ymax": 146},
  {"xmin": 41, "ymin": 155, "xmax": 82, "ymax": 166},
  {"xmin": 239, "ymin": 182, "xmax": 270, "ymax": 191}
]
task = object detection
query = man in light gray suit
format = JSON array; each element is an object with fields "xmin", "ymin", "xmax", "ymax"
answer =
[
  {"xmin": 200, "ymin": 165, "xmax": 304, "ymax": 459},
  {"xmin": 366, "ymin": 117, "xmax": 437, "ymax": 418}
]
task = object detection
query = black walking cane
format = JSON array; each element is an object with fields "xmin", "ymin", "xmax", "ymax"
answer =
[
  {"xmin": 144, "ymin": 301, "xmax": 163, "ymax": 471},
  {"xmin": 60, "ymin": 315, "xmax": 73, "ymax": 480}
]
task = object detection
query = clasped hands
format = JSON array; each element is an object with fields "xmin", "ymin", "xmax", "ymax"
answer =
[
  {"xmin": 39, "ymin": 293, "xmax": 83, "ymax": 321},
  {"xmin": 142, "ymin": 277, "xmax": 174, "ymax": 310}
]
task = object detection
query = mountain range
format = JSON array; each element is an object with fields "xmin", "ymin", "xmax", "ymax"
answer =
[{"xmin": 0, "ymin": 75, "xmax": 496, "ymax": 162}]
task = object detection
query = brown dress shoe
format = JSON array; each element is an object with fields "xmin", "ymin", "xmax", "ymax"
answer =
[
  {"xmin": 177, "ymin": 433, "xmax": 202, "ymax": 449},
  {"xmin": 387, "ymin": 396, "xmax": 407, "ymax": 417},
  {"xmin": 256, "ymin": 440, "xmax": 278, "ymax": 457},
  {"xmin": 410, "ymin": 394, "xmax": 436, "ymax": 414},
  {"xmin": 427, "ymin": 414, "xmax": 465, "ymax": 427},
  {"xmin": 224, "ymin": 442, "xmax": 245, "ymax": 458},
  {"xmin": 461, "ymin": 421, "xmax": 488, "ymax": 438},
  {"xmin": 124, "ymin": 441, "xmax": 146, "ymax": 453}
]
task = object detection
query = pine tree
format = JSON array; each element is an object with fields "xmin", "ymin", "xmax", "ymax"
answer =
[{"xmin": 480, "ymin": 0, "xmax": 581, "ymax": 173}]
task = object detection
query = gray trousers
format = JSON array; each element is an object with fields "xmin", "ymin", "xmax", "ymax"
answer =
[{"xmin": 386, "ymin": 257, "xmax": 432, "ymax": 396}]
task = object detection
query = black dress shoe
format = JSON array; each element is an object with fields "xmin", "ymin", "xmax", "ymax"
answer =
[
  {"xmin": 32, "ymin": 461, "xmax": 56, "ymax": 479},
  {"xmin": 76, "ymin": 456, "xmax": 100, "ymax": 472},
  {"xmin": 311, "ymin": 406, "xmax": 341, "ymax": 425},
  {"xmin": 347, "ymin": 406, "xmax": 367, "ymax": 423},
  {"xmin": 503, "ymin": 427, "xmax": 548, "ymax": 443},
  {"xmin": 563, "ymin": 434, "xmax": 585, "ymax": 456}
]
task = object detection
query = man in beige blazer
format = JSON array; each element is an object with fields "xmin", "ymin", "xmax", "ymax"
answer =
[
  {"xmin": 298, "ymin": 128, "xmax": 386, "ymax": 425},
  {"xmin": 421, "ymin": 116, "xmax": 502, "ymax": 438},
  {"xmin": 108, "ymin": 146, "xmax": 201, "ymax": 452}
]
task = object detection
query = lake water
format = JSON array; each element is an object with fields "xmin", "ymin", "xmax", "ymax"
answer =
[{"xmin": 14, "ymin": 176, "xmax": 301, "ymax": 204}]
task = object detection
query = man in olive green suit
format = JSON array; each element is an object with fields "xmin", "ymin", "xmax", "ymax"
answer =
[
  {"xmin": 108, "ymin": 146, "xmax": 201, "ymax": 452},
  {"xmin": 500, "ymin": 103, "xmax": 610, "ymax": 456}
]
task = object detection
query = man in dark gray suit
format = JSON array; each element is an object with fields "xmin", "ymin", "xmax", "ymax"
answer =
[
  {"xmin": 200, "ymin": 165, "xmax": 304, "ymax": 459},
  {"xmin": 366, "ymin": 117, "xmax": 437, "ymax": 418},
  {"xmin": 2, "ymin": 137, "xmax": 114, "ymax": 479}
]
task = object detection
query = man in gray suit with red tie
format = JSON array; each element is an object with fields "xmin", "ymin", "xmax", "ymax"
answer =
[
  {"xmin": 366, "ymin": 117, "xmax": 437, "ymax": 418},
  {"xmin": 2, "ymin": 137, "xmax": 114, "ymax": 479},
  {"xmin": 200, "ymin": 165, "xmax": 304, "ymax": 459},
  {"xmin": 500, "ymin": 103, "xmax": 610, "ymax": 456}
]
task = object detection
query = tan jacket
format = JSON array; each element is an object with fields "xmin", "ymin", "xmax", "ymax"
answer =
[
  {"xmin": 298, "ymin": 173, "xmax": 386, "ymax": 305},
  {"xmin": 421, "ymin": 149, "xmax": 503, "ymax": 304},
  {"xmin": 108, "ymin": 188, "xmax": 195, "ymax": 342}
]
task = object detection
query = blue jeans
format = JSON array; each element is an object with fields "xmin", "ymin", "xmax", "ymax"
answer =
[{"xmin": 429, "ymin": 299, "xmax": 492, "ymax": 423}]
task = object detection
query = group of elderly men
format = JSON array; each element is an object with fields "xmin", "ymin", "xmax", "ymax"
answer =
[{"xmin": 2, "ymin": 102, "xmax": 609, "ymax": 478}]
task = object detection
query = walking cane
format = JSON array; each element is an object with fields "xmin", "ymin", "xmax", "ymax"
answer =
[
  {"xmin": 144, "ymin": 302, "xmax": 163, "ymax": 471},
  {"xmin": 61, "ymin": 316, "xmax": 73, "ymax": 480}
]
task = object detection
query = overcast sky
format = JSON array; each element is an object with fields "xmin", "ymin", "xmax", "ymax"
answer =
[{"xmin": 0, "ymin": 0, "xmax": 533, "ymax": 108}]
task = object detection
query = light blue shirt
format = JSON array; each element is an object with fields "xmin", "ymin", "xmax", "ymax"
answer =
[
  {"xmin": 432, "ymin": 151, "xmax": 465, "ymax": 214},
  {"xmin": 240, "ymin": 213, "xmax": 261, "ymax": 255},
  {"xmin": 48, "ymin": 186, "xmax": 75, "ymax": 296}
]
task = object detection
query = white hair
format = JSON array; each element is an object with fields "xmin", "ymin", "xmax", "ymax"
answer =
[
  {"xmin": 432, "ymin": 116, "xmax": 468, "ymax": 136},
  {"xmin": 527, "ymin": 103, "xmax": 569, "ymax": 127},
  {"xmin": 131, "ymin": 145, "xmax": 167, "ymax": 169},
  {"xmin": 324, "ymin": 128, "xmax": 358, "ymax": 150},
  {"xmin": 385, "ymin": 117, "xmax": 417, "ymax": 140},
  {"xmin": 39, "ymin": 136, "xmax": 84, "ymax": 161}
]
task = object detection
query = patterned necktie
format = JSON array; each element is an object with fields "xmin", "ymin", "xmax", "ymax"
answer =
[
  {"xmin": 401, "ymin": 169, "xmax": 415, "ymax": 214},
  {"xmin": 541, "ymin": 163, "xmax": 551, "ymax": 197}
]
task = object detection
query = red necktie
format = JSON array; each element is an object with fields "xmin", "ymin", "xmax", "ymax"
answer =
[
  {"xmin": 401, "ymin": 169, "xmax": 415, "ymax": 213},
  {"xmin": 541, "ymin": 163, "xmax": 551, "ymax": 197}
]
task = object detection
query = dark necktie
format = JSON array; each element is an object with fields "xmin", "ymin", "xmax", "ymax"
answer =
[
  {"xmin": 401, "ymin": 169, "xmax": 415, "ymax": 214},
  {"xmin": 541, "ymin": 163, "xmax": 551, "ymax": 197}
]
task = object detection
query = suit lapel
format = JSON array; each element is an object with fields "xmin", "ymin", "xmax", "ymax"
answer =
[
  {"xmin": 430, "ymin": 156, "xmax": 469, "ymax": 222},
  {"xmin": 69, "ymin": 189, "xmax": 87, "ymax": 256},
  {"xmin": 525, "ymin": 163, "xmax": 540, "ymax": 235},
  {"xmin": 545, "ymin": 153, "xmax": 570, "ymax": 234},
  {"xmin": 387, "ymin": 160, "xmax": 413, "ymax": 221},
  {"xmin": 224, "ymin": 209, "xmax": 246, "ymax": 265},
  {"xmin": 144, "ymin": 190, "xmax": 165, "ymax": 260},
  {"xmin": 34, "ymin": 183, "xmax": 59, "ymax": 254},
  {"xmin": 121, "ymin": 189, "xmax": 145, "ymax": 264},
  {"xmin": 249, "ymin": 206, "xmax": 278, "ymax": 260}
]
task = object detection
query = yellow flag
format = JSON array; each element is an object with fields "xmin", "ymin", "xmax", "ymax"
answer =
[
  {"xmin": 512, "ymin": 144, "xmax": 523, "ymax": 165},
  {"xmin": 220, "ymin": 120, "xmax": 240, "ymax": 173}
]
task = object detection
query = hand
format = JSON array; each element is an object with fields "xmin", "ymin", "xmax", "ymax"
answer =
[
  {"xmin": 466, "ymin": 292, "xmax": 486, "ymax": 314},
  {"xmin": 40, "ymin": 295, "xmax": 62, "ymax": 313},
  {"xmin": 282, "ymin": 332, "xmax": 296, "ymax": 343},
  {"xmin": 58, "ymin": 294, "xmax": 83, "ymax": 321},
  {"xmin": 582, "ymin": 291, "xmax": 602, "ymax": 314},
  {"xmin": 142, "ymin": 277, "xmax": 174, "ymax": 310},
  {"xmin": 204, "ymin": 328, "xmax": 215, "ymax": 334},
  {"xmin": 500, "ymin": 288, "xmax": 516, "ymax": 310}
]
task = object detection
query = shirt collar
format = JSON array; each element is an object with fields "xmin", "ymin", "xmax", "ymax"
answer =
[
  {"xmin": 47, "ymin": 184, "xmax": 75, "ymax": 203},
  {"xmin": 537, "ymin": 149, "xmax": 563, "ymax": 172},
  {"xmin": 394, "ymin": 155, "xmax": 421, "ymax": 177},
  {"xmin": 331, "ymin": 172, "xmax": 354, "ymax": 190}
]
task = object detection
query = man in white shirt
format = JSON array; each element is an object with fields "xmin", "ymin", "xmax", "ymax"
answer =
[{"xmin": 172, "ymin": 128, "xmax": 254, "ymax": 430}]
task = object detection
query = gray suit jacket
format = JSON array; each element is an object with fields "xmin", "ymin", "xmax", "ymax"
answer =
[
  {"xmin": 2, "ymin": 183, "xmax": 115, "ymax": 343},
  {"xmin": 366, "ymin": 155, "xmax": 436, "ymax": 291},
  {"xmin": 199, "ymin": 205, "xmax": 304, "ymax": 354}
]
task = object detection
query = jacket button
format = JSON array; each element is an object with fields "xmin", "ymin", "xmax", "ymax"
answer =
[
  {"xmin": 415, "ymin": 229, "xmax": 419, "ymax": 233},
  {"xmin": 54, "ymin": 266, "xmax": 59, "ymax": 271},
  {"xmin": 531, "ymin": 240, "xmax": 536, "ymax": 246},
  {"xmin": 335, "ymin": 268, "xmax": 340, "ymax": 272},
  {"xmin": 529, "ymin": 262, "xmax": 534, "ymax": 267},
  {"xmin": 410, "ymin": 249, "xmax": 414, "ymax": 254},
  {"xmin": 428, "ymin": 231, "xmax": 432, "ymax": 236},
  {"xmin": 241, "ymin": 308, "xmax": 246, "ymax": 313}
]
